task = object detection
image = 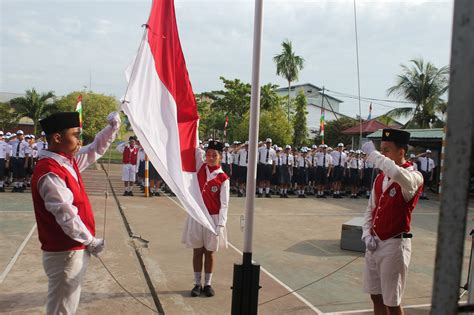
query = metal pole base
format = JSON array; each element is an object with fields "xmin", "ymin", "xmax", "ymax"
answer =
[{"xmin": 231, "ymin": 252, "xmax": 261, "ymax": 315}]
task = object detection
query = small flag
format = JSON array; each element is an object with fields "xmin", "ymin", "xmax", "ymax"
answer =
[
  {"xmin": 76, "ymin": 95, "xmax": 83, "ymax": 130},
  {"xmin": 367, "ymin": 102, "xmax": 372, "ymax": 120},
  {"xmin": 320, "ymin": 107, "xmax": 325, "ymax": 144},
  {"xmin": 223, "ymin": 115, "xmax": 229, "ymax": 137}
]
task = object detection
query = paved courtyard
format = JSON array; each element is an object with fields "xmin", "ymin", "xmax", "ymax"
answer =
[{"xmin": 0, "ymin": 163, "xmax": 472, "ymax": 314}]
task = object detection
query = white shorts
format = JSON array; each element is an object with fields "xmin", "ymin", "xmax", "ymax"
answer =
[
  {"xmin": 363, "ymin": 237, "xmax": 411, "ymax": 307},
  {"xmin": 181, "ymin": 214, "xmax": 228, "ymax": 252},
  {"xmin": 122, "ymin": 164, "xmax": 136, "ymax": 182}
]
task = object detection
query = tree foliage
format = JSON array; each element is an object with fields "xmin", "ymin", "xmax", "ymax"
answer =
[
  {"xmin": 386, "ymin": 58, "xmax": 449, "ymax": 128},
  {"xmin": 273, "ymin": 39, "xmax": 305, "ymax": 121},
  {"xmin": 55, "ymin": 91, "xmax": 124, "ymax": 143},
  {"xmin": 323, "ymin": 117, "xmax": 358, "ymax": 147},
  {"xmin": 9, "ymin": 88, "xmax": 57, "ymax": 134},
  {"xmin": 0, "ymin": 102, "xmax": 20, "ymax": 131},
  {"xmin": 292, "ymin": 90, "xmax": 308, "ymax": 147}
]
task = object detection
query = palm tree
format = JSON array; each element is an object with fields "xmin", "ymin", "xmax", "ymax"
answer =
[
  {"xmin": 10, "ymin": 88, "xmax": 57, "ymax": 134},
  {"xmin": 273, "ymin": 40, "xmax": 305, "ymax": 122},
  {"xmin": 385, "ymin": 58, "xmax": 449, "ymax": 129}
]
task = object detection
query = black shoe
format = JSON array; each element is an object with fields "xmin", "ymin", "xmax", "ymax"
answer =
[
  {"xmin": 280, "ymin": 194, "xmax": 284, "ymax": 198},
  {"xmin": 191, "ymin": 284, "xmax": 202, "ymax": 297},
  {"xmin": 321, "ymin": 195, "xmax": 327, "ymax": 198},
  {"xmin": 0, "ymin": 187, "xmax": 4, "ymax": 192},
  {"xmin": 284, "ymin": 194, "xmax": 289, "ymax": 198},
  {"xmin": 257, "ymin": 193, "xmax": 262, "ymax": 198},
  {"xmin": 154, "ymin": 191, "xmax": 161, "ymax": 197},
  {"xmin": 12, "ymin": 187, "xmax": 18, "ymax": 192},
  {"xmin": 19, "ymin": 187, "xmax": 25, "ymax": 192},
  {"xmin": 265, "ymin": 194, "xmax": 271, "ymax": 198},
  {"xmin": 237, "ymin": 192, "xmax": 243, "ymax": 197},
  {"xmin": 203, "ymin": 285, "xmax": 215, "ymax": 297},
  {"xmin": 129, "ymin": 191, "xmax": 134, "ymax": 196},
  {"xmin": 123, "ymin": 191, "xmax": 129, "ymax": 196}
]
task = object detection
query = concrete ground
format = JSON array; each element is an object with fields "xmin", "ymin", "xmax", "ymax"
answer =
[{"xmin": 0, "ymin": 163, "xmax": 472, "ymax": 314}]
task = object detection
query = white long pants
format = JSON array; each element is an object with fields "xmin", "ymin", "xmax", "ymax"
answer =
[{"xmin": 42, "ymin": 249, "xmax": 90, "ymax": 315}]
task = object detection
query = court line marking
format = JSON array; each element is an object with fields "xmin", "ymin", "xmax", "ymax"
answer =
[
  {"xmin": 0, "ymin": 223, "xmax": 37, "ymax": 284},
  {"xmin": 164, "ymin": 195, "xmax": 322, "ymax": 314}
]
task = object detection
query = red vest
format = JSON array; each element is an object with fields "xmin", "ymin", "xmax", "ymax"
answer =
[
  {"xmin": 123, "ymin": 145, "xmax": 138, "ymax": 164},
  {"xmin": 31, "ymin": 156, "xmax": 95, "ymax": 251},
  {"xmin": 198, "ymin": 165, "xmax": 229, "ymax": 215},
  {"xmin": 371, "ymin": 162, "xmax": 422, "ymax": 240}
]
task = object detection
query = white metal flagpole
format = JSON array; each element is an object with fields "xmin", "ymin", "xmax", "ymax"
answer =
[{"xmin": 231, "ymin": 0, "xmax": 264, "ymax": 313}]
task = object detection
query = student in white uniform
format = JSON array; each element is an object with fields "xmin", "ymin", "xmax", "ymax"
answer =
[
  {"xmin": 278, "ymin": 145, "xmax": 293, "ymax": 198},
  {"xmin": 10, "ymin": 130, "xmax": 30, "ymax": 192},
  {"xmin": 0, "ymin": 131, "xmax": 11, "ymax": 192},
  {"xmin": 348, "ymin": 150, "xmax": 363, "ymax": 198},
  {"xmin": 331, "ymin": 143, "xmax": 347, "ymax": 198},
  {"xmin": 257, "ymin": 138, "xmax": 277, "ymax": 197},
  {"xmin": 116, "ymin": 136, "xmax": 139, "ymax": 196},
  {"xmin": 296, "ymin": 147, "xmax": 312, "ymax": 198},
  {"xmin": 314, "ymin": 144, "xmax": 333, "ymax": 198},
  {"xmin": 417, "ymin": 149, "xmax": 435, "ymax": 199},
  {"xmin": 182, "ymin": 140, "xmax": 229, "ymax": 298}
]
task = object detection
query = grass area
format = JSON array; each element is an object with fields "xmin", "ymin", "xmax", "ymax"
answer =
[{"xmin": 98, "ymin": 141, "xmax": 123, "ymax": 164}]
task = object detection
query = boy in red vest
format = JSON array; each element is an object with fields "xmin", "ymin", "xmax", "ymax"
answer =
[
  {"xmin": 117, "ymin": 136, "xmax": 139, "ymax": 196},
  {"xmin": 31, "ymin": 111, "xmax": 120, "ymax": 314},
  {"xmin": 361, "ymin": 129, "xmax": 423, "ymax": 315}
]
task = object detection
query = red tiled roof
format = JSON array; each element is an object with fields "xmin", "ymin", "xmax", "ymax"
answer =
[{"xmin": 342, "ymin": 119, "xmax": 397, "ymax": 135}]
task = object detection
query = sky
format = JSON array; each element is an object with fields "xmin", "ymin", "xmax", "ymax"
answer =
[{"xmin": 0, "ymin": 0, "xmax": 454, "ymax": 118}]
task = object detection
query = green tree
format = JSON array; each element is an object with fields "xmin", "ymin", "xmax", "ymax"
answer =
[
  {"xmin": 0, "ymin": 102, "xmax": 20, "ymax": 131},
  {"xmin": 55, "ymin": 91, "xmax": 123, "ymax": 143},
  {"xmin": 323, "ymin": 116, "xmax": 358, "ymax": 147},
  {"xmin": 385, "ymin": 58, "xmax": 449, "ymax": 128},
  {"xmin": 292, "ymin": 90, "xmax": 308, "ymax": 147},
  {"xmin": 9, "ymin": 89, "xmax": 57, "ymax": 134},
  {"xmin": 234, "ymin": 106, "xmax": 292, "ymax": 145},
  {"xmin": 207, "ymin": 77, "xmax": 251, "ymax": 117},
  {"xmin": 273, "ymin": 39, "xmax": 305, "ymax": 122}
]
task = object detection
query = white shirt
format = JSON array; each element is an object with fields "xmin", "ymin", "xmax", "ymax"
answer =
[
  {"xmin": 10, "ymin": 139, "xmax": 30, "ymax": 158},
  {"xmin": 277, "ymin": 153, "xmax": 294, "ymax": 167},
  {"xmin": 36, "ymin": 140, "xmax": 48, "ymax": 155},
  {"xmin": 222, "ymin": 151, "xmax": 233, "ymax": 164},
  {"xmin": 331, "ymin": 151, "xmax": 347, "ymax": 167},
  {"xmin": 362, "ymin": 151, "xmax": 424, "ymax": 239},
  {"xmin": 348, "ymin": 157, "xmax": 363, "ymax": 169},
  {"xmin": 314, "ymin": 152, "xmax": 333, "ymax": 167},
  {"xmin": 36, "ymin": 123, "xmax": 119, "ymax": 245},
  {"xmin": 238, "ymin": 150, "xmax": 249, "ymax": 167},
  {"xmin": 297, "ymin": 155, "xmax": 312, "ymax": 168},
  {"xmin": 258, "ymin": 146, "xmax": 277, "ymax": 165},
  {"xmin": 0, "ymin": 141, "xmax": 11, "ymax": 159},
  {"xmin": 418, "ymin": 156, "xmax": 435, "ymax": 172}
]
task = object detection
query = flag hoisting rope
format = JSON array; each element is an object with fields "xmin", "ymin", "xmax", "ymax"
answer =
[{"xmin": 121, "ymin": 0, "xmax": 216, "ymax": 234}]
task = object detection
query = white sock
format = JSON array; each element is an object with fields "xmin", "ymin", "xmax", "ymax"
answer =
[
  {"xmin": 0, "ymin": 181, "xmax": 3, "ymax": 187},
  {"xmin": 194, "ymin": 272, "xmax": 202, "ymax": 285},
  {"xmin": 204, "ymin": 273, "xmax": 212, "ymax": 286},
  {"xmin": 258, "ymin": 188, "xmax": 263, "ymax": 194},
  {"xmin": 280, "ymin": 188, "xmax": 283, "ymax": 194},
  {"xmin": 265, "ymin": 187, "xmax": 270, "ymax": 194},
  {"xmin": 284, "ymin": 189, "xmax": 287, "ymax": 194}
]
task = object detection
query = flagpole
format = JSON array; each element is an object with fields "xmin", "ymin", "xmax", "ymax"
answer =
[{"xmin": 231, "ymin": 0, "xmax": 263, "ymax": 313}]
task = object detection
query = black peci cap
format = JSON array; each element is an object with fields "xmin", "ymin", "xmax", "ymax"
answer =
[
  {"xmin": 206, "ymin": 140, "xmax": 224, "ymax": 152},
  {"xmin": 40, "ymin": 112, "xmax": 80, "ymax": 135},
  {"xmin": 381, "ymin": 129, "xmax": 410, "ymax": 145}
]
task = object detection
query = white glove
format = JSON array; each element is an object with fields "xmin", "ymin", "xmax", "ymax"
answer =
[
  {"xmin": 363, "ymin": 235, "xmax": 377, "ymax": 252},
  {"xmin": 87, "ymin": 238, "xmax": 105, "ymax": 256},
  {"xmin": 361, "ymin": 141, "xmax": 376, "ymax": 156},
  {"xmin": 107, "ymin": 112, "xmax": 121, "ymax": 130},
  {"xmin": 216, "ymin": 225, "xmax": 224, "ymax": 236}
]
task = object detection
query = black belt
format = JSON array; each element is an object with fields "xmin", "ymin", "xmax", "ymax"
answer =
[{"xmin": 394, "ymin": 233, "xmax": 413, "ymax": 239}]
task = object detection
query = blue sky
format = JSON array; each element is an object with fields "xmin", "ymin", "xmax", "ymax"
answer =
[{"xmin": 1, "ymin": 0, "xmax": 453, "ymax": 118}]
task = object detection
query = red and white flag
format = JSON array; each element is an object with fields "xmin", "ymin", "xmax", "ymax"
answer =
[
  {"xmin": 122, "ymin": 0, "xmax": 215, "ymax": 233},
  {"xmin": 223, "ymin": 115, "xmax": 229, "ymax": 137}
]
